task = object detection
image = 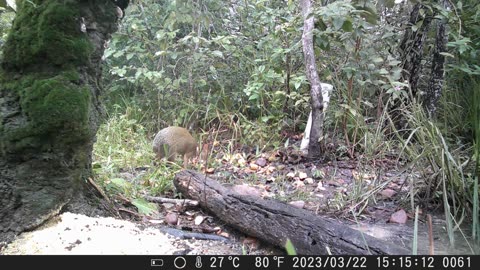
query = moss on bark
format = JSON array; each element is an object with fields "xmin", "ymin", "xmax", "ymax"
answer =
[{"xmin": 2, "ymin": 1, "xmax": 94, "ymax": 70}]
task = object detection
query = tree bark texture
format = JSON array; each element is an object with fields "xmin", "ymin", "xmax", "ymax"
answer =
[
  {"xmin": 300, "ymin": 0, "xmax": 324, "ymax": 158},
  {"xmin": 0, "ymin": 0, "xmax": 122, "ymax": 244},
  {"xmin": 424, "ymin": 1, "xmax": 448, "ymax": 118},
  {"xmin": 174, "ymin": 170, "xmax": 409, "ymax": 255},
  {"xmin": 399, "ymin": 3, "xmax": 432, "ymax": 98},
  {"xmin": 391, "ymin": 3, "xmax": 432, "ymax": 130}
]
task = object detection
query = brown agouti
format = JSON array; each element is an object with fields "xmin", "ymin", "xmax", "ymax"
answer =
[{"xmin": 152, "ymin": 126, "xmax": 197, "ymax": 167}]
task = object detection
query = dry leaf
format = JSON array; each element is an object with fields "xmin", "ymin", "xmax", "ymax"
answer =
[{"xmin": 250, "ymin": 163, "xmax": 259, "ymax": 171}]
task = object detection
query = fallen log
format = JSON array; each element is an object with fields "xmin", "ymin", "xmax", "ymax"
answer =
[{"xmin": 174, "ymin": 170, "xmax": 409, "ymax": 255}]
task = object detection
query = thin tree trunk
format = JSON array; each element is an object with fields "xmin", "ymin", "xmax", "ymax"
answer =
[
  {"xmin": 300, "ymin": 0, "xmax": 324, "ymax": 158},
  {"xmin": 0, "ymin": 0, "xmax": 123, "ymax": 244}
]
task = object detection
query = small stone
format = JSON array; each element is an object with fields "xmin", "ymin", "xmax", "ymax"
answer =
[
  {"xmin": 286, "ymin": 172, "xmax": 296, "ymax": 179},
  {"xmin": 194, "ymin": 215, "xmax": 205, "ymax": 226},
  {"xmin": 165, "ymin": 212, "xmax": 178, "ymax": 225},
  {"xmin": 293, "ymin": 180, "xmax": 305, "ymax": 189},
  {"xmin": 389, "ymin": 209, "xmax": 407, "ymax": 224},
  {"xmin": 255, "ymin": 157, "xmax": 267, "ymax": 167},
  {"xmin": 380, "ymin": 188, "xmax": 397, "ymax": 199},
  {"xmin": 289, "ymin": 200, "xmax": 305, "ymax": 209}
]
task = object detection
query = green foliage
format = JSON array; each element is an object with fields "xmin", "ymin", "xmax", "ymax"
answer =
[
  {"xmin": 93, "ymin": 107, "xmax": 176, "ymax": 197},
  {"xmin": 103, "ymin": 0, "xmax": 308, "ymax": 134},
  {"xmin": 2, "ymin": 1, "xmax": 95, "ymax": 70},
  {"xmin": 131, "ymin": 198, "xmax": 159, "ymax": 216}
]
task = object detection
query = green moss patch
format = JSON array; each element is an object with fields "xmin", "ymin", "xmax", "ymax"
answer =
[
  {"xmin": 2, "ymin": 1, "xmax": 93, "ymax": 69},
  {"xmin": 2, "ymin": 72, "xmax": 91, "ymax": 151}
]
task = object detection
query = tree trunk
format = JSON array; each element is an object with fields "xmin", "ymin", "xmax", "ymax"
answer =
[
  {"xmin": 0, "ymin": 0, "xmax": 123, "ymax": 244},
  {"xmin": 424, "ymin": 0, "xmax": 448, "ymax": 118},
  {"xmin": 174, "ymin": 170, "xmax": 409, "ymax": 255},
  {"xmin": 300, "ymin": 0, "xmax": 324, "ymax": 158},
  {"xmin": 399, "ymin": 3, "xmax": 432, "ymax": 98},
  {"xmin": 391, "ymin": 3, "xmax": 432, "ymax": 129}
]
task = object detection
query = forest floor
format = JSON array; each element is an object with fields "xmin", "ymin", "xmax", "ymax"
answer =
[{"xmin": 2, "ymin": 136, "xmax": 477, "ymax": 255}]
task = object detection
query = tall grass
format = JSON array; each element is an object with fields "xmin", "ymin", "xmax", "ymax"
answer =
[{"xmin": 393, "ymin": 101, "xmax": 475, "ymax": 248}]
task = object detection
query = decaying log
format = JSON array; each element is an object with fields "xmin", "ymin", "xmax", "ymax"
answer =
[{"xmin": 174, "ymin": 170, "xmax": 409, "ymax": 255}]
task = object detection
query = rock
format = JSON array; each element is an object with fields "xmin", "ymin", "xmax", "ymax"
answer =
[
  {"xmin": 380, "ymin": 188, "xmax": 397, "ymax": 199},
  {"xmin": 289, "ymin": 201, "xmax": 305, "ymax": 209},
  {"xmin": 255, "ymin": 157, "xmax": 267, "ymax": 167},
  {"xmin": 304, "ymin": 177, "xmax": 314, "ymax": 184},
  {"xmin": 389, "ymin": 209, "xmax": 407, "ymax": 224},
  {"xmin": 232, "ymin": 184, "xmax": 262, "ymax": 197},
  {"xmin": 298, "ymin": 172, "xmax": 308, "ymax": 180},
  {"xmin": 194, "ymin": 215, "xmax": 205, "ymax": 226},
  {"xmin": 165, "ymin": 212, "xmax": 178, "ymax": 225}
]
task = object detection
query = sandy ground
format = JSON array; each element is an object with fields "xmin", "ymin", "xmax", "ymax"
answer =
[{"xmin": 1, "ymin": 212, "xmax": 242, "ymax": 255}]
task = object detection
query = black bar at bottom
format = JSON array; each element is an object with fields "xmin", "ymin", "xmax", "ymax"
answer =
[{"xmin": 0, "ymin": 255, "xmax": 478, "ymax": 270}]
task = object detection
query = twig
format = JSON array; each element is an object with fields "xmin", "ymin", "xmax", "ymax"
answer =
[
  {"xmin": 144, "ymin": 195, "xmax": 199, "ymax": 207},
  {"xmin": 427, "ymin": 214, "xmax": 434, "ymax": 255},
  {"xmin": 87, "ymin": 177, "xmax": 111, "ymax": 203}
]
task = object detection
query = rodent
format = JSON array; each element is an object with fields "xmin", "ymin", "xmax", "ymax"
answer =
[{"xmin": 152, "ymin": 126, "xmax": 197, "ymax": 167}]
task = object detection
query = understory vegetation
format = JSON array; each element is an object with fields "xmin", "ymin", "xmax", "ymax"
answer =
[{"xmin": 1, "ymin": 0, "xmax": 478, "ymax": 252}]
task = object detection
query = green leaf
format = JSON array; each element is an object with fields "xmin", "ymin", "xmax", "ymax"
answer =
[
  {"xmin": 378, "ymin": 68, "xmax": 389, "ymax": 75},
  {"xmin": 294, "ymin": 81, "xmax": 302, "ymax": 90},
  {"xmin": 110, "ymin": 178, "xmax": 131, "ymax": 190},
  {"xmin": 132, "ymin": 198, "xmax": 159, "ymax": 216},
  {"xmin": 211, "ymin": 50, "xmax": 224, "ymax": 58},
  {"xmin": 113, "ymin": 51, "xmax": 125, "ymax": 58},
  {"xmin": 248, "ymin": 93, "xmax": 260, "ymax": 101},
  {"xmin": 342, "ymin": 19, "xmax": 353, "ymax": 32},
  {"xmin": 315, "ymin": 19, "xmax": 327, "ymax": 31},
  {"xmin": 332, "ymin": 17, "xmax": 345, "ymax": 31},
  {"xmin": 285, "ymin": 239, "xmax": 297, "ymax": 255}
]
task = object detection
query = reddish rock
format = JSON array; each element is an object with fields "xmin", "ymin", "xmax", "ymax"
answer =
[
  {"xmin": 389, "ymin": 209, "xmax": 407, "ymax": 224},
  {"xmin": 165, "ymin": 212, "xmax": 178, "ymax": 225},
  {"xmin": 380, "ymin": 188, "xmax": 397, "ymax": 199}
]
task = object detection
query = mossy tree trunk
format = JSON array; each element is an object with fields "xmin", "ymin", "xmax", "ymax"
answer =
[{"xmin": 0, "ymin": 0, "xmax": 124, "ymax": 244}]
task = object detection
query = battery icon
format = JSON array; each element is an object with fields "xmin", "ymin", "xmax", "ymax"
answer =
[{"xmin": 151, "ymin": 259, "xmax": 164, "ymax": 267}]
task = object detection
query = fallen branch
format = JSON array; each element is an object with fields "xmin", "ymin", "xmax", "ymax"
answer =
[
  {"xmin": 144, "ymin": 195, "xmax": 199, "ymax": 207},
  {"xmin": 174, "ymin": 170, "xmax": 409, "ymax": 255}
]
